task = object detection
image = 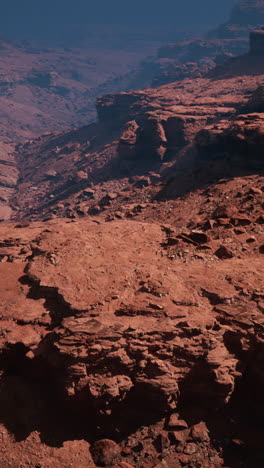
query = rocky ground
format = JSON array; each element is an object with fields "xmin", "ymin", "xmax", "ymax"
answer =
[
  {"xmin": 0, "ymin": 3, "xmax": 264, "ymax": 467},
  {"xmin": 0, "ymin": 176, "xmax": 264, "ymax": 467}
]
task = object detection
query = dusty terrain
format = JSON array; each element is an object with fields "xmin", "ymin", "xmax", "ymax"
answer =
[{"xmin": 0, "ymin": 3, "xmax": 264, "ymax": 467}]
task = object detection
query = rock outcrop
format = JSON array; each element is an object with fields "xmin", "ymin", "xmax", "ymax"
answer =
[{"xmin": 0, "ymin": 204, "xmax": 264, "ymax": 466}]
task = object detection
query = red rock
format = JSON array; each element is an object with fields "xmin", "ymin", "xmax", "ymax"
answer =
[
  {"xmin": 106, "ymin": 192, "xmax": 118, "ymax": 201},
  {"xmin": 184, "ymin": 443, "xmax": 197, "ymax": 455},
  {"xmin": 131, "ymin": 176, "xmax": 151, "ymax": 188},
  {"xmin": 217, "ymin": 218, "xmax": 231, "ymax": 226},
  {"xmin": 231, "ymin": 215, "xmax": 252, "ymax": 226},
  {"xmin": 202, "ymin": 219, "xmax": 216, "ymax": 231},
  {"xmin": 249, "ymin": 187, "xmax": 262, "ymax": 195},
  {"xmin": 170, "ymin": 429, "xmax": 189, "ymax": 445},
  {"xmin": 75, "ymin": 170, "xmax": 88, "ymax": 181},
  {"xmin": 82, "ymin": 188, "xmax": 95, "ymax": 199},
  {"xmin": 168, "ymin": 414, "xmax": 188, "ymax": 430},
  {"xmin": 190, "ymin": 422, "xmax": 210, "ymax": 442},
  {"xmin": 45, "ymin": 169, "xmax": 58, "ymax": 179},
  {"xmin": 214, "ymin": 245, "xmax": 234, "ymax": 259},
  {"xmin": 90, "ymin": 439, "xmax": 120, "ymax": 466},
  {"xmin": 256, "ymin": 215, "xmax": 264, "ymax": 224},
  {"xmin": 213, "ymin": 205, "xmax": 238, "ymax": 219},
  {"xmin": 246, "ymin": 236, "xmax": 256, "ymax": 243},
  {"xmin": 187, "ymin": 231, "xmax": 210, "ymax": 245},
  {"xmin": 232, "ymin": 439, "xmax": 246, "ymax": 447},
  {"xmin": 166, "ymin": 236, "xmax": 179, "ymax": 246}
]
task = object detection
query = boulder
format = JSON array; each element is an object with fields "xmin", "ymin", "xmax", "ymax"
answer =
[
  {"xmin": 90, "ymin": 439, "xmax": 121, "ymax": 466},
  {"xmin": 215, "ymin": 245, "xmax": 234, "ymax": 259}
]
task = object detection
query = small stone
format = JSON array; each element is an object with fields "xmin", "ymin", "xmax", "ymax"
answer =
[
  {"xmin": 82, "ymin": 188, "xmax": 95, "ymax": 199},
  {"xmin": 246, "ymin": 236, "xmax": 256, "ymax": 243},
  {"xmin": 214, "ymin": 246, "xmax": 234, "ymax": 259},
  {"xmin": 190, "ymin": 422, "xmax": 209, "ymax": 442},
  {"xmin": 203, "ymin": 219, "xmax": 216, "ymax": 230},
  {"xmin": 149, "ymin": 303, "xmax": 164, "ymax": 310},
  {"xmin": 106, "ymin": 192, "xmax": 118, "ymax": 200},
  {"xmin": 90, "ymin": 439, "xmax": 120, "ymax": 466},
  {"xmin": 249, "ymin": 187, "xmax": 262, "ymax": 195},
  {"xmin": 131, "ymin": 176, "xmax": 151, "ymax": 188},
  {"xmin": 256, "ymin": 215, "xmax": 264, "ymax": 224},
  {"xmin": 213, "ymin": 204, "xmax": 237, "ymax": 219},
  {"xmin": 115, "ymin": 211, "xmax": 124, "ymax": 219},
  {"xmin": 169, "ymin": 429, "xmax": 189, "ymax": 445},
  {"xmin": 231, "ymin": 216, "xmax": 251, "ymax": 226},
  {"xmin": 166, "ymin": 237, "xmax": 179, "ymax": 246},
  {"xmin": 217, "ymin": 218, "xmax": 231, "ymax": 226},
  {"xmin": 188, "ymin": 231, "xmax": 210, "ymax": 244},
  {"xmin": 232, "ymin": 439, "xmax": 245, "ymax": 447},
  {"xmin": 184, "ymin": 443, "xmax": 197, "ymax": 455},
  {"xmin": 45, "ymin": 169, "xmax": 57, "ymax": 179},
  {"xmin": 0, "ymin": 256, "xmax": 8, "ymax": 263},
  {"xmin": 75, "ymin": 170, "xmax": 88, "ymax": 181},
  {"xmin": 168, "ymin": 414, "xmax": 188, "ymax": 430}
]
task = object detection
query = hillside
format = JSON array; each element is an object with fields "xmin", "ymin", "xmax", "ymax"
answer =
[{"xmin": 0, "ymin": 24, "xmax": 263, "ymax": 467}]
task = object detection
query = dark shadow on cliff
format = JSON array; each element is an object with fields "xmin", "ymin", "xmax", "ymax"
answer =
[
  {"xmin": 0, "ymin": 343, "xmax": 98, "ymax": 446},
  {"xmin": 0, "ymin": 343, "xmax": 167, "ymax": 447},
  {"xmin": 28, "ymin": 145, "xmax": 162, "ymax": 219},
  {"xmin": 207, "ymin": 53, "xmax": 264, "ymax": 80},
  {"xmin": 176, "ymin": 334, "xmax": 264, "ymax": 468},
  {"xmin": 156, "ymin": 155, "xmax": 264, "ymax": 202}
]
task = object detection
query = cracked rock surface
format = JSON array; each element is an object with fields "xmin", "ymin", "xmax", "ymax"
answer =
[{"xmin": 0, "ymin": 217, "xmax": 263, "ymax": 467}]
